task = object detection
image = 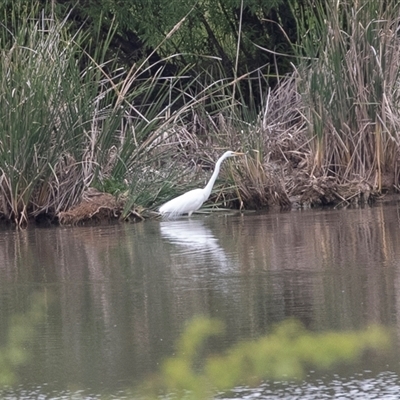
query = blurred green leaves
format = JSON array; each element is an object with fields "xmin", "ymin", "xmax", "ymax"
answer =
[
  {"xmin": 145, "ymin": 316, "xmax": 391, "ymax": 399},
  {"xmin": 0, "ymin": 293, "xmax": 46, "ymax": 387}
]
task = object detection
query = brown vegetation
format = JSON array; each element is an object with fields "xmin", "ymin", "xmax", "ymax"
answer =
[
  {"xmin": 4, "ymin": 1, "xmax": 400, "ymax": 226},
  {"xmin": 58, "ymin": 189, "xmax": 124, "ymax": 225}
]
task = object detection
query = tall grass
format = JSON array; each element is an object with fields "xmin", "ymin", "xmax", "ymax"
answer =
[
  {"xmin": 0, "ymin": 9, "xmax": 121, "ymax": 224},
  {"xmin": 182, "ymin": 0, "xmax": 400, "ymax": 208},
  {"xmin": 295, "ymin": 0, "xmax": 400, "ymax": 189},
  {"xmin": 0, "ymin": 6, "xmax": 203, "ymax": 224},
  {"xmin": 6, "ymin": 0, "xmax": 399, "ymax": 224},
  {"xmin": 117, "ymin": 0, "xmax": 400, "ymax": 211},
  {"xmin": 158, "ymin": 0, "xmax": 400, "ymax": 210}
]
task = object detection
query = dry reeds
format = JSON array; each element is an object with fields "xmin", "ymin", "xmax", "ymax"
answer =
[
  {"xmin": 3, "ymin": 1, "xmax": 400, "ymax": 225},
  {"xmin": 0, "ymin": 7, "xmax": 204, "ymax": 224},
  {"xmin": 216, "ymin": 0, "xmax": 400, "ymax": 208},
  {"xmin": 295, "ymin": 0, "xmax": 400, "ymax": 192}
]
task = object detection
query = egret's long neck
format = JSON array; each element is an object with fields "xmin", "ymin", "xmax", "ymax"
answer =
[{"xmin": 203, "ymin": 156, "xmax": 226, "ymax": 200}]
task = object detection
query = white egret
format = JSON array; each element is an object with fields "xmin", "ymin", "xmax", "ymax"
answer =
[{"xmin": 159, "ymin": 150, "xmax": 244, "ymax": 217}]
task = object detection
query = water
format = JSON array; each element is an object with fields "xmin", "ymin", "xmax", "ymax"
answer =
[{"xmin": 1, "ymin": 204, "xmax": 400, "ymax": 398}]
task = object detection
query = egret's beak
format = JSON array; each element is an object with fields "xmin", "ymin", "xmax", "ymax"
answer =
[{"xmin": 233, "ymin": 152, "xmax": 246, "ymax": 156}]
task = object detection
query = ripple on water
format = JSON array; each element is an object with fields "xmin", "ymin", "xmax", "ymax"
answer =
[
  {"xmin": 0, "ymin": 385, "xmax": 131, "ymax": 400},
  {"xmin": 223, "ymin": 371, "xmax": 400, "ymax": 400}
]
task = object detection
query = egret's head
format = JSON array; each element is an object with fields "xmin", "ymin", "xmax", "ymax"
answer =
[{"xmin": 224, "ymin": 150, "xmax": 245, "ymax": 158}]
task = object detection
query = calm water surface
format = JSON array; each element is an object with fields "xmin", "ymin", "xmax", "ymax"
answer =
[{"xmin": 1, "ymin": 205, "xmax": 400, "ymax": 399}]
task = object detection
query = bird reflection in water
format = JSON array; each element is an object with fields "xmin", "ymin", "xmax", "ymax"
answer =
[{"xmin": 159, "ymin": 219, "xmax": 237, "ymax": 281}]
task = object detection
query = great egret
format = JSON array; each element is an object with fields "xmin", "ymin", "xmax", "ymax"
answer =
[{"xmin": 159, "ymin": 150, "xmax": 244, "ymax": 217}]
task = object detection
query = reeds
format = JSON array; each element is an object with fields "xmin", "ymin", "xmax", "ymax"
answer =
[
  {"xmin": 0, "ymin": 7, "xmax": 202, "ymax": 224},
  {"xmin": 0, "ymin": 9, "xmax": 121, "ymax": 224},
  {"xmin": 295, "ymin": 0, "xmax": 400, "ymax": 189},
  {"xmin": 227, "ymin": 0, "xmax": 400, "ymax": 208},
  {"xmin": 3, "ymin": 1, "xmax": 400, "ymax": 225}
]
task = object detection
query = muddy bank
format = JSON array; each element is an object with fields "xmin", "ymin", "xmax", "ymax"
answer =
[{"xmin": 54, "ymin": 179, "xmax": 398, "ymax": 226}]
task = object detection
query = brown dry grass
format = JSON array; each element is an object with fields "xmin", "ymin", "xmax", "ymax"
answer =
[
  {"xmin": 58, "ymin": 188, "xmax": 143, "ymax": 225},
  {"xmin": 46, "ymin": 3, "xmax": 400, "ymax": 222},
  {"xmin": 160, "ymin": 67, "xmax": 394, "ymax": 211}
]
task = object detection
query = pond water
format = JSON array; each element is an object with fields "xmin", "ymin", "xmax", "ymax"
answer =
[{"xmin": 1, "ymin": 204, "xmax": 400, "ymax": 399}]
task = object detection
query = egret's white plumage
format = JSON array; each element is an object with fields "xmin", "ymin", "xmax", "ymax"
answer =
[{"xmin": 159, "ymin": 150, "xmax": 244, "ymax": 217}]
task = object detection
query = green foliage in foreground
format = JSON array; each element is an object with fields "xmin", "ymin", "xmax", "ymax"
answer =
[
  {"xmin": 0, "ymin": 293, "xmax": 46, "ymax": 386},
  {"xmin": 144, "ymin": 317, "xmax": 391, "ymax": 400}
]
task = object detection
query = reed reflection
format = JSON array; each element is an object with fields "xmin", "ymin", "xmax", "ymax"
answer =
[{"xmin": 0, "ymin": 205, "xmax": 399, "ymax": 396}]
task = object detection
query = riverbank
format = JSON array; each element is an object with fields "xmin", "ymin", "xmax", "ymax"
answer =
[
  {"xmin": 1, "ymin": 2, "xmax": 400, "ymax": 226},
  {"xmin": 53, "ymin": 178, "xmax": 397, "ymax": 226}
]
